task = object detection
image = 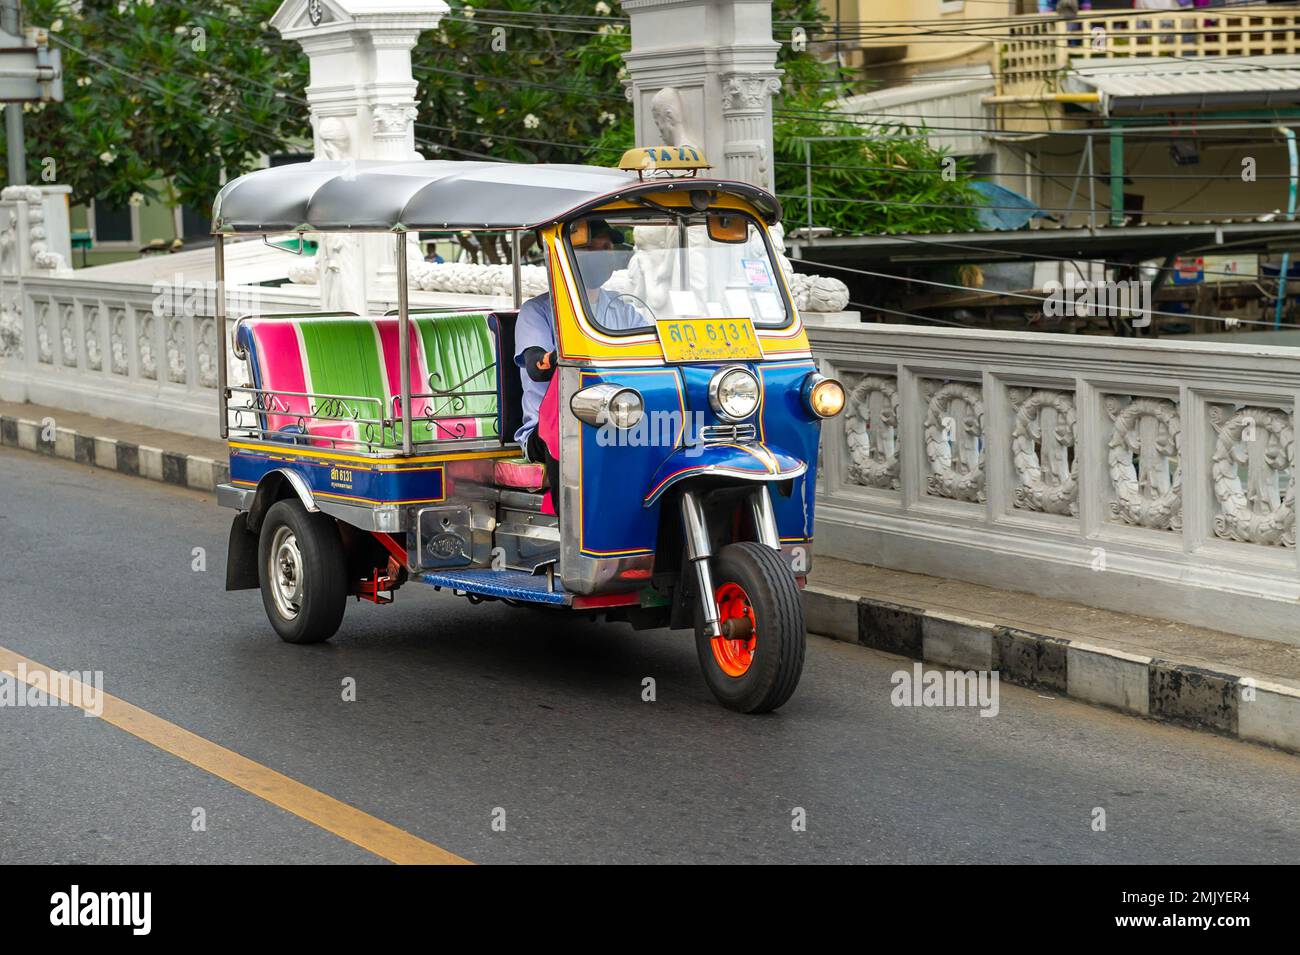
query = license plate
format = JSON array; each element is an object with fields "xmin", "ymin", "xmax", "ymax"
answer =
[{"xmin": 655, "ymin": 317, "xmax": 764, "ymax": 363}]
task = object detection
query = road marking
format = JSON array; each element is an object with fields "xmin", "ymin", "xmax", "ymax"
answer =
[{"xmin": 0, "ymin": 645, "xmax": 471, "ymax": 865}]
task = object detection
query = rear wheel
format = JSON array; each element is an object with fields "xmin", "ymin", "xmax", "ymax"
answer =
[
  {"xmin": 258, "ymin": 499, "xmax": 348, "ymax": 644},
  {"xmin": 695, "ymin": 541, "xmax": 805, "ymax": 714}
]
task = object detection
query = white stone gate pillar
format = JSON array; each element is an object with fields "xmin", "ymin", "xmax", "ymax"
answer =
[
  {"xmin": 622, "ymin": 0, "xmax": 782, "ymax": 192},
  {"xmin": 272, "ymin": 0, "xmax": 448, "ymax": 313}
]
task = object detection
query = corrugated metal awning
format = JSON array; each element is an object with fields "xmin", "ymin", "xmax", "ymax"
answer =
[
  {"xmin": 836, "ymin": 66, "xmax": 995, "ymax": 156},
  {"xmin": 1065, "ymin": 55, "xmax": 1300, "ymax": 113}
]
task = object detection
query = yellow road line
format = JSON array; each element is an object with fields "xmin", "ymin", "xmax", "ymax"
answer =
[{"xmin": 0, "ymin": 645, "xmax": 471, "ymax": 866}]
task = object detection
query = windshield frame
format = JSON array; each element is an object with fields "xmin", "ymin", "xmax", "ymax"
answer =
[{"xmin": 560, "ymin": 206, "xmax": 795, "ymax": 339}]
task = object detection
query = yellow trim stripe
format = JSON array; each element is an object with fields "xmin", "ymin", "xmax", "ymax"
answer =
[
  {"xmin": 230, "ymin": 479, "xmax": 445, "ymax": 508},
  {"xmin": 0, "ymin": 645, "xmax": 470, "ymax": 865},
  {"xmin": 229, "ymin": 441, "xmax": 516, "ymax": 468}
]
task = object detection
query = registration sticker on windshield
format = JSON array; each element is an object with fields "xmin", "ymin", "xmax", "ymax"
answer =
[
  {"xmin": 656, "ymin": 317, "xmax": 765, "ymax": 363},
  {"xmin": 743, "ymin": 258, "xmax": 773, "ymax": 287}
]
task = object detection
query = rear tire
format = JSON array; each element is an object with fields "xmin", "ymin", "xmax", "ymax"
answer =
[
  {"xmin": 258, "ymin": 499, "xmax": 348, "ymax": 644},
  {"xmin": 694, "ymin": 541, "xmax": 805, "ymax": 714}
]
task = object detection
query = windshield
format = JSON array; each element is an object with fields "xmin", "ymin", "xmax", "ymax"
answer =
[{"xmin": 565, "ymin": 210, "xmax": 790, "ymax": 335}]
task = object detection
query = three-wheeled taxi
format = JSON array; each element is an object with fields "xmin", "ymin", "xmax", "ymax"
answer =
[{"xmin": 212, "ymin": 147, "xmax": 844, "ymax": 713}]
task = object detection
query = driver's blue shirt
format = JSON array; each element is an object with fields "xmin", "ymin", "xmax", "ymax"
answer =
[{"xmin": 513, "ymin": 290, "xmax": 648, "ymax": 451}]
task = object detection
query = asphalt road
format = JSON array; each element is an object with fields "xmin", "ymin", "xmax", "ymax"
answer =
[{"xmin": 1, "ymin": 446, "xmax": 1297, "ymax": 864}]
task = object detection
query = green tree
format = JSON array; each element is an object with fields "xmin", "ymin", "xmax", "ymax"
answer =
[
  {"xmin": 770, "ymin": 2, "xmax": 982, "ymax": 235},
  {"xmin": 13, "ymin": 0, "xmax": 307, "ymax": 213}
]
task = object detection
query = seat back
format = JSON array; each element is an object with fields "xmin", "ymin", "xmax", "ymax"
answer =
[
  {"xmin": 235, "ymin": 311, "xmax": 502, "ymax": 449},
  {"xmin": 488, "ymin": 311, "xmax": 523, "ymax": 445},
  {"xmin": 412, "ymin": 312, "xmax": 499, "ymax": 441}
]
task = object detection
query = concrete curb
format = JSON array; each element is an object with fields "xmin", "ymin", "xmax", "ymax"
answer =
[
  {"xmin": 805, "ymin": 586, "xmax": 1300, "ymax": 755},
  {"xmin": 0, "ymin": 413, "xmax": 228, "ymax": 493}
]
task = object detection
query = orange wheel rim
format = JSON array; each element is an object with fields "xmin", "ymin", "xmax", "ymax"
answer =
[{"xmin": 711, "ymin": 581, "xmax": 757, "ymax": 678}]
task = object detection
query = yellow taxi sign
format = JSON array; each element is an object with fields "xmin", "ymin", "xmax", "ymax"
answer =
[
  {"xmin": 619, "ymin": 145, "xmax": 712, "ymax": 177},
  {"xmin": 656, "ymin": 317, "xmax": 764, "ymax": 364}
]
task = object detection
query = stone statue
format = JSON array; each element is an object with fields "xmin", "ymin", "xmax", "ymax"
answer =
[
  {"xmin": 650, "ymin": 87, "xmax": 697, "ymax": 149},
  {"xmin": 313, "ymin": 116, "xmax": 366, "ymax": 313}
]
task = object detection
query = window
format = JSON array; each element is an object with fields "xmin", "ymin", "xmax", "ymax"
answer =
[
  {"xmin": 564, "ymin": 210, "xmax": 792, "ymax": 335},
  {"xmin": 93, "ymin": 202, "xmax": 134, "ymax": 243}
]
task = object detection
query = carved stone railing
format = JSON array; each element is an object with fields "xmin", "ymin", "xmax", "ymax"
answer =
[
  {"xmin": 0, "ymin": 264, "xmax": 511, "ymax": 439},
  {"xmin": 0, "ymin": 272, "xmax": 309, "ymax": 437},
  {"xmin": 808, "ymin": 319, "xmax": 1300, "ymax": 646}
]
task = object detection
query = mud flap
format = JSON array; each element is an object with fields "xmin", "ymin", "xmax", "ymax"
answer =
[{"xmin": 225, "ymin": 513, "xmax": 260, "ymax": 591}]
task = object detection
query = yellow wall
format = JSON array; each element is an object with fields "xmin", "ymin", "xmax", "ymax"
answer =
[{"xmin": 817, "ymin": 0, "xmax": 1008, "ymax": 78}]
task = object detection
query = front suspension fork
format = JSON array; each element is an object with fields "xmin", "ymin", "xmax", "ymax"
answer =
[{"xmin": 679, "ymin": 486, "xmax": 781, "ymax": 639}]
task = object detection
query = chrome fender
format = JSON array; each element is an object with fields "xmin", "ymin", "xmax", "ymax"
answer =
[{"xmin": 642, "ymin": 442, "xmax": 807, "ymax": 508}]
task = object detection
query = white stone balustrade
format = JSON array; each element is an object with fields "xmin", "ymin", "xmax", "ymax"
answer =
[{"xmin": 807, "ymin": 318, "xmax": 1300, "ymax": 646}]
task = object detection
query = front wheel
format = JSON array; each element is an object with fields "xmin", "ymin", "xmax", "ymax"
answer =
[
  {"xmin": 695, "ymin": 541, "xmax": 806, "ymax": 714},
  {"xmin": 257, "ymin": 499, "xmax": 348, "ymax": 644}
]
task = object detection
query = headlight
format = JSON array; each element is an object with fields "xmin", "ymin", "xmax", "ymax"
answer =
[
  {"xmin": 570, "ymin": 383, "xmax": 644, "ymax": 429},
  {"xmin": 802, "ymin": 373, "xmax": 845, "ymax": 418},
  {"xmin": 709, "ymin": 367, "xmax": 760, "ymax": 422}
]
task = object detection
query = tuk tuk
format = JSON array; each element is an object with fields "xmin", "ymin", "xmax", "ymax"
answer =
[{"xmin": 212, "ymin": 147, "xmax": 845, "ymax": 713}]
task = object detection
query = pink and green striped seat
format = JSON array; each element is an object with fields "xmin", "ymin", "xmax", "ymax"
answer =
[{"xmin": 236, "ymin": 312, "xmax": 498, "ymax": 449}]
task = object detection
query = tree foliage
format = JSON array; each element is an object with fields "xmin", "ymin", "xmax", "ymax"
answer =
[
  {"xmin": 5, "ymin": 0, "xmax": 978, "ymax": 235},
  {"xmin": 14, "ymin": 0, "xmax": 307, "ymax": 212}
]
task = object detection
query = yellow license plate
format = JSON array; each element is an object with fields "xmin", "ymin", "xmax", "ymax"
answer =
[{"xmin": 655, "ymin": 317, "xmax": 764, "ymax": 364}]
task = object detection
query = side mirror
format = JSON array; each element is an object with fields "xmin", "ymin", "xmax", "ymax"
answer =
[
  {"xmin": 706, "ymin": 213, "xmax": 748, "ymax": 244},
  {"xmin": 569, "ymin": 220, "xmax": 590, "ymax": 248}
]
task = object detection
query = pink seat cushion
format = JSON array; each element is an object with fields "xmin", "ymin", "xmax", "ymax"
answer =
[{"xmin": 494, "ymin": 457, "xmax": 547, "ymax": 491}]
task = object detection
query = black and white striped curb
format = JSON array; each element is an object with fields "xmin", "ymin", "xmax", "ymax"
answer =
[
  {"xmin": 806, "ymin": 586, "xmax": 1300, "ymax": 756},
  {"xmin": 0, "ymin": 413, "xmax": 229, "ymax": 492}
]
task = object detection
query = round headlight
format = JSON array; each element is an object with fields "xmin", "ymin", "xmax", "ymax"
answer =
[
  {"xmin": 607, "ymin": 388, "xmax": 644, "ymax": 429},
  {"xmin": 571, "ymin": 383, "xmax": 644, "ymax": 430},
  {"xmin": 804, "ymin": 374, "xmax": 845, "ymax": 418},
  {"xmin": 709, "ymin": 367, "xmax": 760, "ymax": 422}
]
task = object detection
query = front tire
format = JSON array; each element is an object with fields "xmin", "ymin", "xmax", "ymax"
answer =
[
  {"xmin": 695, "ymin": 541, "xmax": 806, "ymax": 714},
  {"xmin": 258, "ymin": 499, "xmax": 348, "ymax": 644}
]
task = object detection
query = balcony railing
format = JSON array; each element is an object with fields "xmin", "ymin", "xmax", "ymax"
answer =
[{"xmin": 998, "ymin": 6, "xmax": 1300, "ymax": 100}]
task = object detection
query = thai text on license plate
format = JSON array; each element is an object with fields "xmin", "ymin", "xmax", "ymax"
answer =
[{"xmin": 655, "ymin": 318, "xmax": 764, "ymax": 363}]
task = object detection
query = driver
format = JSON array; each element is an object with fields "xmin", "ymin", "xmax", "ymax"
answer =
[{"xmin": 513, "ymin": 218, "xmax": 647, "ymax": 485}]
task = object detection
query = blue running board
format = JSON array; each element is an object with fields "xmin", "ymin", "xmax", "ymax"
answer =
[{"xmin": 418, "ymin": 568, "xmax": 568, "ymax": 605}]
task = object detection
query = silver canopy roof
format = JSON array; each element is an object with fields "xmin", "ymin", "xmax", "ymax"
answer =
[{"xmin": 211, "ymin": 159, "xmax": 782, "ymax": 234}]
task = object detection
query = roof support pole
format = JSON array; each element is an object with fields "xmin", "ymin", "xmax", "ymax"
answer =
[
  {"xmin": 215, "ymin": 234, "xmax": 228, "ymax": 440},
  {"xmin": 1109, "ymin": 126, "xmax": 1124, "ymax": 228},
  {"xmin": 1275, "ymin": 126, "xmax": 1297, "ymax": 329},
  {"xmin": 511, "ymin": 230, "xmax": 522, "ymax": 309},
  {"xmin": 1086, "ymin": 132, "xmax": 1096, "ymax": 235},
  {"xmin": 396, "ymin": 231, "xmax": 412, "ymax": 455}
]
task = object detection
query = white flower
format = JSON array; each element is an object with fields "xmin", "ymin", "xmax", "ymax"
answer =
[
  {"xmin": 475, "ymin": 116, "xmax": 484, "ymax": 124},
  {"xmin": 76, "ymin": 76, "xmax": 92, "ymax": 87},
  {"xmin": 523, "ymin": 113, "xmax": 539, "ymax": 130},
  {"xmin": 99, "ymin": 151, "xmax": 116, "ymax": 164},
  {"xmin": 462, "ymin": 6, "xmax": 475, "ymax": 18},
  {"xmin": 599, "ymin": 111, "xmax": 616, "ymax": 125},
  {"xmin": 50, "ymin": 18, "xmax": 63, "ymax": 32},
  {"xmin": 128, "ymin": 192, "xmax": 144, "ymax": 206},
  {"xmin": 594, "ymin": 1, "xmax": 611, "ymax": 13}
]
